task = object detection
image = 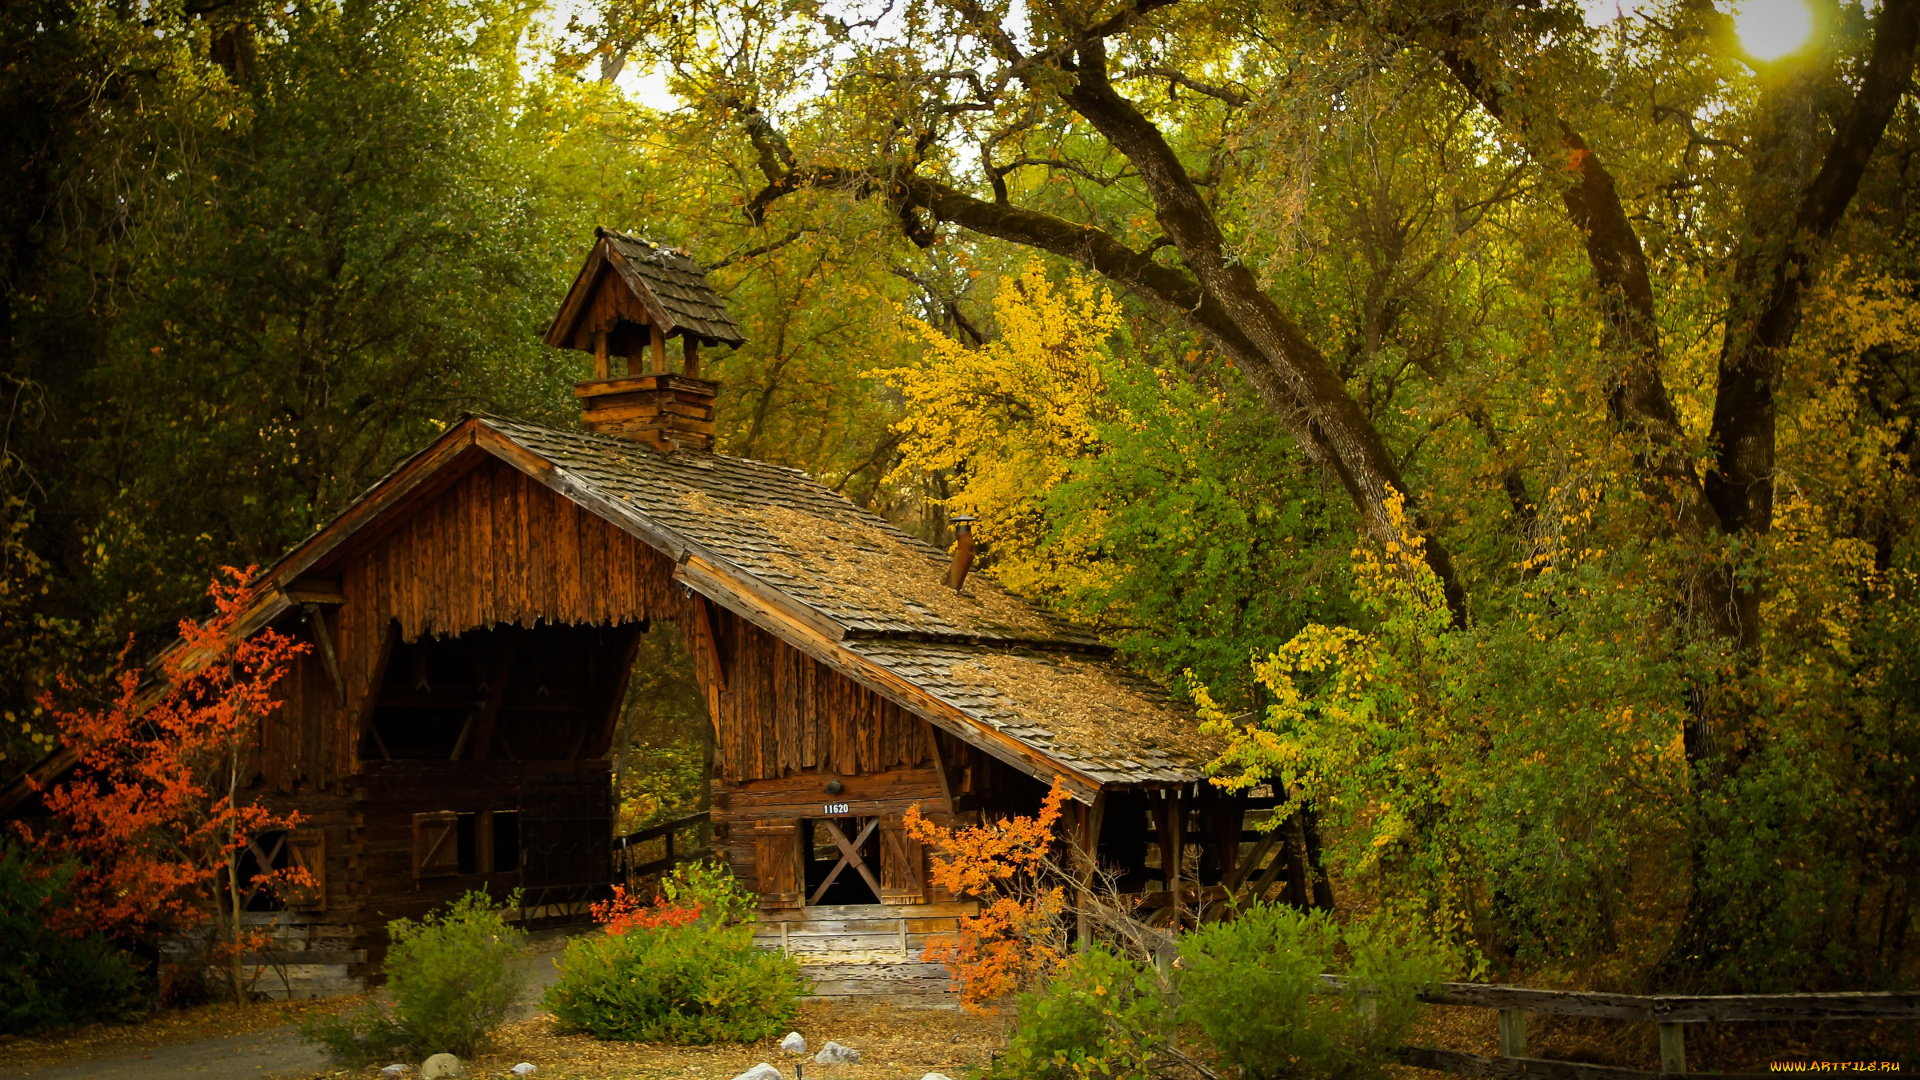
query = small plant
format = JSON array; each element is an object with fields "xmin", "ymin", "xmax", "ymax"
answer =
[
  {"xmin": 1177, "ymin": 903, "xmax": 1446, "ymax": 1080},
  {"xmin": 302, "ymin": 890, "xmax": 527, "ymax": 1064},
  {"xmin": 981, "ymin": 946, "xmax": 1172, "ymax": 1080},
  {"xmin": 0, "ymin": 843, "xmax": 144, "ymax": 1034},
  {"xmin": 544, "ymin": 862, "xmax": 805, "ymax": 1044}
]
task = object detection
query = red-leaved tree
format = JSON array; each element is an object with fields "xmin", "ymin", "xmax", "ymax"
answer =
[
  {"xmin": 905, "ymin": 780, "xmax": 1074, "ymax": 1011},
  {"xmin": 24, "ymin": 566, "xmax": 311, "ymax": 1001}
]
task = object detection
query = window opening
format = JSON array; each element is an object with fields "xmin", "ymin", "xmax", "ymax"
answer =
[{"xmin": 492, "ymin": 811, "xmax": 520, "ymax": 872}]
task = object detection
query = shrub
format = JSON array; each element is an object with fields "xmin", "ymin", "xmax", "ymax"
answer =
[
  {"xmin": 543, "ymin": 862, "xmax": 805, "ymax": 1043},
  {"xmin": 1176, "ymin": 903, "xmax": 1447, "ymax": 1080},
  {"xmin": 0, "ymin": 843, "xmax": 144, "ymax": 1034},
  {"xmin": 302, "ymin": 890, "xmax": 527, "ymax": 1063},
  {"xmin": 981, "ymin": 947, "xmax": 1171, "ymax": 1080}
]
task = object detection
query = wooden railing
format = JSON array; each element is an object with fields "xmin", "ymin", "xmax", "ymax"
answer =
[
  {"xmin": 1317, "ymin": 976, "xmax": 1920, "ymax": 1078},
  {"xmin": 614, "ymin": 810, "xmax": 712, "ymax": 881}
]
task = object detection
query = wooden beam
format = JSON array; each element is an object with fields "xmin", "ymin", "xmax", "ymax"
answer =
[
  {"xmin": 285, "ymin": 579, "xmax": 345, "ymax": 606},
  {"xmin": 1156, "ymin": 795, "xmax": 1183, "ymax": 921},
  {"xmin": 467, "ymin": 635, "xmax": 515, "ymax": 762},
  {"xmin": 303, "ymin": 604, "xmax": 347, "ymax": 706},
  {"xmin": 354, "ymin": 621, "xmax": 400, "ymax": 765},
  {"xmin": 695, "ymin": 595, "xmax": 729, "ymax": 695},
  {"xmin": 650, "ymin": 323, "xmax": 666, "ymax": 374},
  {"xmin": 683, "ymin": 335, "xmax": 701, "ymax": 378},
  {"xmin": 588, "ymin": 624, "xmax": 645, "ymax": 759},
  {"xmin": 1322, "ymin": 975, "xmax": 1920, "ymax": 1023},
  {"xmin": 1227, "ymin": 828, "xmax": 1278, "ymax": 894},
  {"xmin": 924, "ymin": 721, "xmax": 956, "ymax": 816}
]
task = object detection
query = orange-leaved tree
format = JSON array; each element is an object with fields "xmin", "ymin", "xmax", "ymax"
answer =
[
  {"xmin": 904, "ymin": 779, "xmax": 1075, "ymax": 1011},
  {"xmin": 26, "ymin": 566, "xmax": 311, "ymax": 1001}
]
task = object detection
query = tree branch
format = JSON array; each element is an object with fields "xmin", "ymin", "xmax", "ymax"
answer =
[{"xmin": 1061, "ymin": 38, "xmax": 1469, "ymax": 620}]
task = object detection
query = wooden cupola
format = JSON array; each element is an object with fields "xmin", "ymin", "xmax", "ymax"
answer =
[{"xmin": 545, "ymin": 228, "xmax": 746, "ymax": 453}]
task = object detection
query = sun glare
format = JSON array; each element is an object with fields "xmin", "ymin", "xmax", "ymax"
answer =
[{"xmin": 1735, "ymin": 0, "xmax": 1815, "ymax": 60}]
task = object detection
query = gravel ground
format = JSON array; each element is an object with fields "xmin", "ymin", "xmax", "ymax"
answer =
[{"xmin": 0, "ymin": 933, "xmax": 999, "ymax": 1080}]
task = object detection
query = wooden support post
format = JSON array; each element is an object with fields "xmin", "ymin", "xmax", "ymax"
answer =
[
  {"xmin": 594, "ymin": 331, "xmax": 610, "ymax": 380},
  {"xmin": 899, "ymin": 917, "xmax": 910, "ymax": 957},
  {"xmin": 780, "ymin": 920, "xmax": 791, "ymax": 954},
  {"xmin": 1075, "ymin": 795, "xmax": 1105, "ymax": 952},
  {"xmin": 1498, "ymin": 1009, "xmax": 1528, "ymax": 1058},
  {"xmin": 684, "ymin": 335, "xmax": 701, "ymax": 378},
  {"xmin": 650, "ymin": 323, "xmax": 666, "ymax": 373},
  {"xmin": 1659, "ymin": 1023, "xmax": 1686, "ymax": 1074},
  {"xmin": 1155, "ymin": 794, "xmax": 1184, "ymax": 923}
]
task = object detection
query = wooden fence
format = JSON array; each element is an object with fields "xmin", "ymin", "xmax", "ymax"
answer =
[
  {"xmin": 614, "ymin": 809, "xmax": 712, "ymax": 883},
  {"xmin": 1318, "ymin": 976, "xmax": 1920, "ymax": 1078}
]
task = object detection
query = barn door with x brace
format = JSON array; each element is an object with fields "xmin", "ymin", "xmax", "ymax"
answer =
[{"xmin": 808, "ymin": 816, "xmax": 886, "ymax": 906}]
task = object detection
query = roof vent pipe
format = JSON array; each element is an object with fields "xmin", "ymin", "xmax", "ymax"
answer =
[{"xmin": 946, "ymin": 517, "xmax": 976, "ymax": 592}]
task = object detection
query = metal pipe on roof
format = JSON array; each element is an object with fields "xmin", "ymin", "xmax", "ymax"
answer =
[{"xmin": 946, "ymin": 517, "xmax": 976, "ymax": 592}]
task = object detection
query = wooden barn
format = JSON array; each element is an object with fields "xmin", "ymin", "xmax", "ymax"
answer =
[{"xmin": 3, "ymin": 229, "xmax": 1309, "ymax": 998}]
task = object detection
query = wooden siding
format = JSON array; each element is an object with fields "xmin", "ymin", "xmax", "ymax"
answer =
[
  {"xmin": 702, "ymin": 612, "xmax": 930, "ymax": 782},
  {"xmin": 263, "ymin": 453, "xmax": 930, "ymax": 792}
]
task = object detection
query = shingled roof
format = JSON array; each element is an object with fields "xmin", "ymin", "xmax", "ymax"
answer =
[
  {"xmin": 223, "ymin": 415, "xmax": 1215, "ymax": 797},
  {"xmin": 544, "ymin": 228, "xmax": 747, "ymax": 350}
]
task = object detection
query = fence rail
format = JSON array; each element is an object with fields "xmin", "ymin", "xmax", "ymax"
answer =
[
  {"xmin": 614, "ymin": 810, "xmax": 712, "ymax": 881},
  {"xmin": 1316, "ymin": 976, "xmax": 1919, "ymax": 1077}
]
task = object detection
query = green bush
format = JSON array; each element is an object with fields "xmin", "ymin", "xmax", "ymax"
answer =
[
  {"xmin": 982, "ymin": 947, "xmax": 1171, "ymax": 1080},
  {"xmin": 543, "ymin": 863, "xmax": 805, "ymax": 1043},
  {"xmin": 0, "ymin": 843, "xmax": 144, "ymax": 1034},
  {"xmin": 1176, "ymin": 903, "xmax": 1446, "ymax": 1080},
  {"xmin": 302, "ymin": 891, "xmax": 527, "ymax": 1063}
]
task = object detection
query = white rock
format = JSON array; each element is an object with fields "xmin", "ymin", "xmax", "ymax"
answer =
[
  {"xmin": 420, "ymin": 1053, "xmax": 467, "ymax": 1080},
  {"xmin": 779, "ymin": 1032, "xmax": 808, "ymax": 1055},
  {"xmin": 511, "ymin": 1066, "xmax": 538, "ymax": 1077},
  {"xmin": 381, "ymin": 1067, "xmax": 410, "ymax": 1078},
  {"xmin": 922, "ymin": 1073, "xmax": 955, "ymax": 1080},
  {"xmin": 734, "ymin": 1063, "xmax": 783, "ymax": 1080},
  {"xmin": 813, "ymin": 1042, "xmax": 862, "ymax": 1065}
]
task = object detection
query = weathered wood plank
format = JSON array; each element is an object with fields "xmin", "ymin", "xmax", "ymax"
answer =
[
  {"xmin": 1323, "ymin": 976, "xmax": 1920, "ymax": 1022},
  {"xmin": 1395, "ymin": 1046, "xmax": 1772, "ymax": 1080}
]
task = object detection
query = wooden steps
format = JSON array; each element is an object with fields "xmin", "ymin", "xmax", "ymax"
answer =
[{"xmin": 752, "ymin": 902, "xmax": 971, "ymax": 1001}]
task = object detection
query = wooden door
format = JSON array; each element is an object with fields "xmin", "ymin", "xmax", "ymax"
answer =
[
  {"xmin": 412, "ymin": 811, "xmax": 459, "ymax": 879},
  {"xmin": 285, "ymin": 830, "xmax": 327, "ymax": 911},
  {"xmin": 878, "ymin": 814, "xmax": 926, "ymax": 904},
  {"xmin": 753, "ymin": 820, "xmax": 804, "ymax": 908}
]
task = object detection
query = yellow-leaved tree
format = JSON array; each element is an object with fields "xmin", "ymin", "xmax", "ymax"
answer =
[{"xmin": 869, "ymin": 263, "xmax": 1123, "ymax": 602}]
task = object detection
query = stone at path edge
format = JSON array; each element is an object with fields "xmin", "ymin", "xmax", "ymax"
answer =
[
  {"xmin": 813, "ymin": 1042, "xmax": 861, "ymax": 1065},
  {"xmin": 421, "ymin": 1052, "xmax": 467, "ymax": 1079}
]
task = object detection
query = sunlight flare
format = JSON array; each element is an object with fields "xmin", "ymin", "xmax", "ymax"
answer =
[{"xmin": 1736, "ymin": 0, "xmax": 1815, "ymax": 59}]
